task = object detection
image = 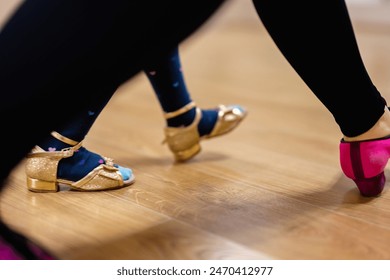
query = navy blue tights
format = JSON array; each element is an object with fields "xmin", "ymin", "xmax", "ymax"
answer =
[
  {"xmin": 145, "ymin": 47, "xmax": 217, "ymax": 135},
  {"xmin": 39, "ymin": 47, "xmax": 218, "ymax": 181}
]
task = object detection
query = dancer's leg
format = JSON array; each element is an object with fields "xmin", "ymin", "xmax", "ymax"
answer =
[
  {"xmin": 251, "ymin": 0, "xmax": 390, "ymax": 196},
  {"xmin": 251, "ymin": 0, "xmax": 386, "ymax": 137},
  {"xmin": 0, "ymin": 0, "xmax": 226, "ymax": 258},
  {"xmin": 145, "ymin": 46, "xmax": 247, "ymax": 161}
]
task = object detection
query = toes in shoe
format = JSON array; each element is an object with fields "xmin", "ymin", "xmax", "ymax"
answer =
[{"xmin": 204, "ymin": 104, "xmax": 247, "ymax": 139}]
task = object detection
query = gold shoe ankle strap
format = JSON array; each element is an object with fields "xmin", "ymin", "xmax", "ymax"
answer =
[
  {"xmin": 28, "ymin": 140, "xmax": 83, "ymax": 159},
  {"xmin": 164, "ymin": 101, "xmax": 196, "ymax": 119},
  {"xmin": 27, "ymin": 131, "xmax": 83, "ymax": 159},
  {"xmin": 51, "ymin": 131, "xmax": 81, "ymax": 146},
  {"xmin": 59, "ymin": 141, "xmax": 83, "ymax": 157},
  {"xmin": 51, "ymin": 131, "xmax": 83, "ymax": 157}
]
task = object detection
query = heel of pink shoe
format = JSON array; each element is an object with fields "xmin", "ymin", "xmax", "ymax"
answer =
[{"xmin": 353, "ymin": 172, "xmax": 386, "ymax": 197}]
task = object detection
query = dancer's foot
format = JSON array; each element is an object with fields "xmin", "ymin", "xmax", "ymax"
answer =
[
  {"xmin": 26, "ymin": 132, "xmax": 135, "ymax": 192},
  {"xmin": 163, "ymin": 102, "xmax": 247, "ymax": 162},
  {"xmin": 340, "ymin": 107, "xmax": 390, "ymax": 197}
]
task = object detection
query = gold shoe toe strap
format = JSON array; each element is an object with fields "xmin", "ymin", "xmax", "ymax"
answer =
[
  {"xmin": 71, "ymin": 164, "xmax": 124, "ymax": 191},
  {"xmin": 103, "ymin": 157, "xmax": 115, "ymax": 167},
  {"xmin": 208, "ymin": 105, "xmax": 246, "ymax": 138}
]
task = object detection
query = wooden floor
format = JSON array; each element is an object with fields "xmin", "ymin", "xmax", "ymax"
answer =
[{"xmin": 2, "ymin": 0, "xmax": 390, "ymax": 260}]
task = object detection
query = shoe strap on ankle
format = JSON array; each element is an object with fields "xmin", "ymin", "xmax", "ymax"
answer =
[
  {"xmin": 50, "ymin": 131, "xmax": 83, "ymax": 157},
  {"xmin": 164, "ymin": 101, "xmax": 196, "ymax": 119},
  {"xmin": 51, "ymin": 131, "xmax": 81, "ymax": 146}
]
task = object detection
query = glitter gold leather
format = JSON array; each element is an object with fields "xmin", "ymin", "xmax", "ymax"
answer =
[
  {"xmin": 25, "ymin": 132, "xmax": 134, "ymax": 192},
  {"xmin": 163, "ymin": 104, "xmax": 247, "ymax": 162}
]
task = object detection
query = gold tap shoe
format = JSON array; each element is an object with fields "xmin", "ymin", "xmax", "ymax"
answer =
[
  {"xmin": 163, "ymin": 101, "xmax": 247, "ymax": 162},
  {"xmin": 25, "ymin": 132, "xmax": 135, "ymax": 192}
]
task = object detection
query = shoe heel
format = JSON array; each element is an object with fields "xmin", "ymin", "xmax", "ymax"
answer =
[
  {"xmin": 26, "ymin": 177, "xmax": 59, "ymax": 193},
  {"xmin": 353, "ymin": 172, "xmax": 386, "ymax": 197},
  {"xmin": 174, "ymin": 143, "xmax": 201, "ymax": 162}
]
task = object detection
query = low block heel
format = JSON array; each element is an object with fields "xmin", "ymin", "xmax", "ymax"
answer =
[
  {"xmin": 26, "ymin": 177, "xmax": 58, "ymax": 193},
  {"xmin": 353, "ymin": 172, "xmax": 386, "ymax": 197},
  {"xmin": 175, "ymin": 143, "xmax": 201, "ymax": 162}
]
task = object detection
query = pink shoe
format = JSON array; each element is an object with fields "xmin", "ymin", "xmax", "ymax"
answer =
[
  {"xmin": 0, "ymin": 222, "xmax": 55, "ymax": 260},
  {"xmin": 0, "ymin": 237, "xmax": 55, "ymax": 260},
  {"xmin": 339, "ymin": 137, "xmax": 390, "ymax": 197}
]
